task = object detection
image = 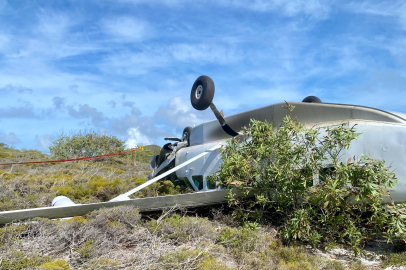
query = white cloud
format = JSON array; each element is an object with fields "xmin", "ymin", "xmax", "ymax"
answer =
[
  {"xmin": 125, "ymin": 127, "xmax": 153, "ymax": 148},
  {"xmin": 68, "ymin": 84, "xmax": 79, "ymax": 93},
  {"xmin": 52, "ymin": 97, "xmax": 66, "ymax": 109},
  {"xmin": 100, "ymin": 43, "xmax": 241, "ymax": 76},
  {"xmin": 0, "ymin": 132, "xmax": 21, "ymax": 145},
  {"xmin": 171, "ymin": 44, "xmax": 242, "ymax": 64},
  {"xmin": 0, "ymin": 84, "xmax": 33, "ymax": 93},
  {"xmin": 35, "ymin": 134, "xmax": 53, "ymax": 153},
  {"xmin": 111, "ymin": 0, "xmax": 332, "ymax": 18},
  {"xmin": 35, "ymin": 10, "xmax": 73, "ymax": 41},
  {"xmin": 1, "ymin": 0, "xmax": 405, "ymax": 153},
  {"xmin": 346, "ymin": 1, "xmax": 406, "ymax": 30},
  {"xmin": 67, "ymin": 104, "xmax": 106, "ymax": 126},
  {"xmin": 154, "ymin": 96, "xmax": 213, "ymax": 130},
  {"xmin": 3, "ymin": 9, "xmax": 100, "ymax": 61},
  {"xmin": 100, "ymin": 49, "xmax": 170, "ymax": 76},
  {"xmin": 111, "ymin": 0, "xmax": 193, "ymax": 6},
  {"xmin": 214, "ymin": 85, "xmax": 304, "ymax": 111},
  {"xmin": 218, "ymin": 0, "xmax": 332, "ymax": 18},
  {"xmin": 344, "ymin": 69, "xmax": 406, "ymax": 110},
  {"xmin": 0, "ymin": 33, "xmax": 9, "ymax": 52},
  {"xmin": 0, "ymin": 104, "xmax": 37, "ymax": 118},
  {"xmin": 102, "ymin": 16, "xmax": 152, "ymax": 42}
]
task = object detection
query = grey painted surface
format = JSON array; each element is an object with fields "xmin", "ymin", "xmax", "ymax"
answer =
[
  {"xmin": 190, "ymin": 102, "xmax": 406, "ymax": 146},
  {"xmin": 176, "ymin": 140, "xmax": 225, "ymax": 191},
  {"xmin": 122, "ymin": 144, "xmax": 220, "ymax": 196},
  {"xmin": 344, "ymin": 121, "xmax": 406, "ymax": 203},
  {"xmin": 0, "ymin": 190, "xmax": 229, "ymax": 225},
  {"xmin": 182, "ymin": 101, "xmax": 406, "ymax": 202}
]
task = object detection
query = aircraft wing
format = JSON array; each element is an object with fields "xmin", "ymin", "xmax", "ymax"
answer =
[{"xmin": 0, "ymin": 190, "xmax": 229, "ymax": 225}]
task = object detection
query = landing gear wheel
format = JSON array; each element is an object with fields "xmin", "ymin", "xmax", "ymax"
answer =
[
  {"xmin": 182, "ymin": 127, "xmax": 192, "ymax": 146},
  {"xmin": 158, "ymin": 143, "xmax": 174, "ymax": 166},
  {"xmin": 302, "ymin": 96, "xmax": 322, "ymax": 103},
  {"xmin": 191, "ymin": 75, "xmax": 215, "ymax": 110}
]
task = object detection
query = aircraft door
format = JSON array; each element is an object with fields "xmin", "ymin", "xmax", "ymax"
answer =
[{"xmin": 175, "ymin": 141, "xmax": 223, "ymax": 191}]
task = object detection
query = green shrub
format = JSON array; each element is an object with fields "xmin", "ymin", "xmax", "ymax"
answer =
[
  {"xmin": 0, "ymin": 142, "xmax": 47, "ymax": 162},
  {"xmin": 348, "ymin": 261, "xmax": 367, "ymax": 270},
  {"xmin": 147, "ymin": 214, "xmax": 216, "ymax": 243},
  {"xmin": 49, "ymin": 131, "xmax": 125, "ymax": 159},
  {"xmin": 0, "ymin": 225, "xmax": 27, "ymax": 248},
  {"xmin": 156, "ymin": 249, "xmax": 229, "ymax": 270},
  {"xmin": 381, "ymin": 252, "xmax": 406, "ymax": 267},
  {"xmin": 272, "ymin": 246, "xmax": 317, "ymax": 270},
  {"xmin": 38, "ymin": 259, "xmax": 72, "ymax": 270},
  {"xmin": 217, "ymin": 227, "xmax": 258, "ymax": 253},
  {"xmin": 86, "ymin": 205, "xmax": 141, "ymax": 229},
  {"xmin": 51, "ymin": 176, "xmax": 126, "ymax": 202},
  {"xmin": 0, "ymin": 250, "xmax": 52, "ymax": 270},
  {"xmin": 323, "ymin": 260, "xmax": 345, "ymax": 270},
  {"xmin": 211, "ymin": 103, "xmax": 406, "ymax": 254},
  {"xmin": 83, "ymin": 258, "xmax": 119, "ymax": 269},
  {"xmin": 133, "ymin": 144, "xmax": 161, "ymax": 164},
  {"xmin": 135, "ymin": 179, "xmax": 183, "ymax": 198},
  {"xmin": 0, "ymin": 143, "xmax": 16, "ymax": 155},
  {"xmin": 76, "ymin": 239, "xmax": 94, "ymax": 259},
  {"xmin": 66, "ymin": 216, "xmax": 88, "ymax": 224}
]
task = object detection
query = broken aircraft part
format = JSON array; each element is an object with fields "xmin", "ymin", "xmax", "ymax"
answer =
[{"xmin": 52, "ymin": 196, "xmax": 77, "ymax": 207}]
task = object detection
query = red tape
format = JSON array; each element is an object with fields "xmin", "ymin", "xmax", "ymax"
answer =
[{"xmin": 0, "ymin": 149, "xmax": 157, "ymax": 166}]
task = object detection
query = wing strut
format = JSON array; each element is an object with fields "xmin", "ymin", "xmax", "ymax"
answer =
[{"xmin": 110, "ymin": 144, "xmax": 222, "ymax": 201}]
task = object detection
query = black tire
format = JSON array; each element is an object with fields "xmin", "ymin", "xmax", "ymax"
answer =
[
  {"xmin": 302, "ymin": 96, "xmax": 322, "ymax": 103},
  {"xmin": 190, "ymin": 75, "xmax": 215, "ymax": 110},
  {"xmin": 182, "ymin": 127, "xmax": 192, "ymax": 146},
  {"xmin": 158, "ymin": 143, "xmax": 174, "ymax": 166}
]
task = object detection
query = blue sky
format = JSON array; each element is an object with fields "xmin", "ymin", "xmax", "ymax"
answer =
[{"xmin": 0, "ymin": 0, "xmax": 405, "ymax": 153}]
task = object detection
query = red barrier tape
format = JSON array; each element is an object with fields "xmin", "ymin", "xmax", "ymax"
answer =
[{"xmin": 0, "ymin": 148, "xmax": 157, "ymax": 166}]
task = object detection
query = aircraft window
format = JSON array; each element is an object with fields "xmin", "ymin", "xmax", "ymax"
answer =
[
  {"xmin": 207, "ymin": 177, "xmax": 216, "ymax": 189},
  {"xmin": 319, "ymin": 167, "xmax": 335, "ymax": 183},
  {"xmin": 179, "ymin": 177, "xmax": 194, "ymax": 190},
  {"xmin": 192, "ymin": 175, "xmax": 204, "ymax": 190}
]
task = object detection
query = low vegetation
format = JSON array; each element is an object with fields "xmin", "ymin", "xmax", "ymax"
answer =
[
  {"xmin": 0, "ymin": 128, "xmax": 405, "ymax": 269},
  {"xmin": 0, "ymin": 139, "xmax": 186, "ymax": 211},
  {"xmin": 210, "ymin": 103, "xmax": 406, "ymax": 254},
  {"xmin": 49, "ymin": 130, "xmax": 160, "ymax": 163},
  {"xmin": 0, "ymin": 205, "xmax": 377, "ymax": 270},
  {"xmin": 49, "ymin": 130, "xmax": 126, "ymax": 159}
]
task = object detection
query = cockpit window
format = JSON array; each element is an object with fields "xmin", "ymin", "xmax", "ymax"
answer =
[
  {"xmin": 207, "ymin": 177, "xmax": 217, "ymax": 189},
  {"xmin": 192, "ymin": 175, "xmax": 204, "ymax": 190},
  {"xmin": 319, "ymin": 167, "xmax": 336, "ymax": 183}
]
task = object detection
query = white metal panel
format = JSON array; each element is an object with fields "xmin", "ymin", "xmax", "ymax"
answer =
[
  {"xmin": 175, "ymin": 141, "xmax": 224, "ymax": 191},
  {"xmin": 189, "ymin": 102, "xmax": 406, "ymax": 147},
  {"xmin": 0, "ymin": 190, "xmax": 230, "ymax": 225},
  {"xmin": 347, "ymin": 122, "xmax": 406, "ymax": 203}
]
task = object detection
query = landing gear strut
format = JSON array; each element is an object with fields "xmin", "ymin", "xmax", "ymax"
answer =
[{"xmin": 190, "ymin": 75, "xmax": 239, "ymax": 137}]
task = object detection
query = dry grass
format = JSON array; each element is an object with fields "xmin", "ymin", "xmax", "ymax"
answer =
[
  {"xmin": 0, "ymin": 205, "xmax": 379, "ymax": 270},
  {"xmin": 2, "ymin": 203, "xmax": 404, "ymax": 269},
  {"xmin": 0, "ymin": 146, "xmax": 402, "ymax": 269},
  {"xmin": 0, "ymin": 145, "xmax": 183, "ymax": 211}
]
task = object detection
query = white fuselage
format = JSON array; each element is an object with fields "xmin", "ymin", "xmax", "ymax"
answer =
[{"xmin": 175, "ymin": 102, "xmax": 406, "ymax": 203}]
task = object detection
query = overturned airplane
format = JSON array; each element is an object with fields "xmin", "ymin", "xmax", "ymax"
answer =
[
  {"xmin": 151, "ymin": 75, "xmax": 406, "ymax": 203},
  {"xmin": 1, "ymin": 75, "xmax": 405, "ymax": 224}
]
